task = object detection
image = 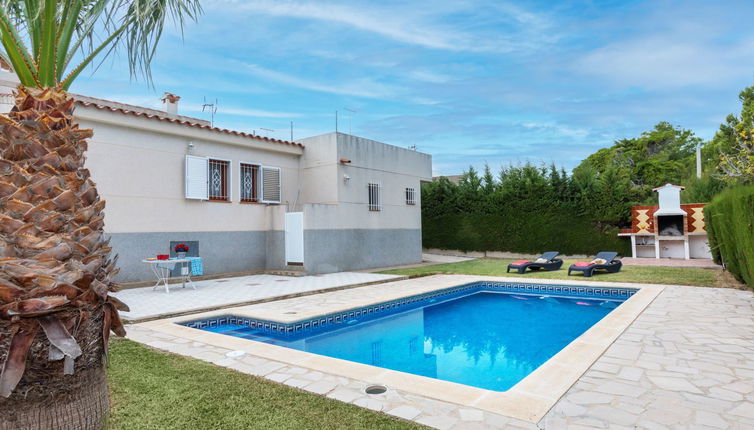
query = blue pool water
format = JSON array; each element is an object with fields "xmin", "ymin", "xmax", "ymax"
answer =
[{"xmin": 196, "ymin": 290, "xmax": 621, "ymax": 391}]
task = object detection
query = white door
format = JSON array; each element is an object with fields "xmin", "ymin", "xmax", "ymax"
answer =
[{"xmin": 285, "ymin": 212, "xmax": 304, "ymax": 264}]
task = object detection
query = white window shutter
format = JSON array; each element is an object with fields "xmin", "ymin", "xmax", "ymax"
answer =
[
  {"xmin": 185, "ymin": 155, "xmax": 209, "ymax": 200},
  {"xmin": 261, "ymin": 166, "xmax": 281, "ymax": 203}
]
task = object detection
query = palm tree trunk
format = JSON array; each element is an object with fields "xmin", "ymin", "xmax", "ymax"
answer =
[{"xmin": 0, "ymin": 86, "xmax": 126, "ymax": 429}]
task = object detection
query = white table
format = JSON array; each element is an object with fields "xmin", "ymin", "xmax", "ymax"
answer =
[{"xmin": 142, "ymin": 259, "xmax": 197, "ymax": 293}]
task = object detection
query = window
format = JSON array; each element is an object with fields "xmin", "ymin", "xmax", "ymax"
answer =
[
  {"xmin": 368, "ymin": 182, "xmax": 381, "ymax": 211},
  {"xmin": 240, "ymin": 163, "xmax": 259, "ymax": 202},
  {"xmin": 405, "ymin": 187, "xmax": 416, "ymax": 205},
  {"xmin": 185, "ymin": 156, "xmax": 279, "ymax": 204},
  {"xmin": 208, "ymin": 159, "xmax": 229, "ymax": 201},
  {"xmin": 261, "ymin": 166, "xmax": 281, "ymax": 204}
]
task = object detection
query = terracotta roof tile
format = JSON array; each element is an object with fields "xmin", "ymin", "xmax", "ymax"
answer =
[{"xmin": 73, "ymin": 94, "xmax": 304, "ymax": 149}]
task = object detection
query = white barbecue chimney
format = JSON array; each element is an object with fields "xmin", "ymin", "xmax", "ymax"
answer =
[{"xmin": 653, "ymin": 184, "xmax": 686, "ymax": 216}]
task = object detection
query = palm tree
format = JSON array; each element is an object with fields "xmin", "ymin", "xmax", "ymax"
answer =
[{"xmin": 0, "ymin": 1, "xmax": 201, "ymax": 428}]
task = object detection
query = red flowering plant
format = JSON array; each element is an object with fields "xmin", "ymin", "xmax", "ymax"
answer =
[{"xmin": 174, "ymin": 243, "xmax": 190, "ymax": 253}]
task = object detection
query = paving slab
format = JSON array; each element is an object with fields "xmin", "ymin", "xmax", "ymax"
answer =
[
  {"xmin": 544, "ymin": 284, "xmax": 754, "ymax": 429},
  {"xmin": 114, "ymin": 271, "xmax": 403, "ymax": 321}
]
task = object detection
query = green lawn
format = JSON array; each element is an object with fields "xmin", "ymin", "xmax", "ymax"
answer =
[
  {"xmin": 106, "ymin": 340, "xmax": 422, "ymax": 430},
  {"xmin": 380, "ymin": 258, "xmax": 729, "ymax": 287}
]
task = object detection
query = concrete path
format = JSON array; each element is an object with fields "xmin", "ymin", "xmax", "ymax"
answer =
[
  {"xmin": 114, "ymin": 272, "xmax": 403, "ymax": 322},
  {"xmin": 360, "ymin": 253, "xmax": 477, "ymax": 273},
  {"xmin": 621, "ymin": 257, "xmax": 721, "ymax": 269},
  {"xmin": 421, "ymin": 253, "xmax": 476, "ymax": 264}
]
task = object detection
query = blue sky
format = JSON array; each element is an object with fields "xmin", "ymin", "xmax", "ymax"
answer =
[{"xmin": 71, "ymin": 0, "xmax": 754, "ymax": 175}]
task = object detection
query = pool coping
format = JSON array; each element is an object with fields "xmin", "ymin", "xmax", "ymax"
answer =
[{"xmin": 136, "ymin": 274, "xmax": 665, "ymax": 423}]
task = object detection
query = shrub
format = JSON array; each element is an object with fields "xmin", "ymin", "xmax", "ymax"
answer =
[
  {"xmin": 422, "ymin": 212, "xmax": 630, "ymax": 256},
  {"xmin": 704, "ymin": 186, "xmax": 754, "ymax": 287},
  {"xmin": 423, "ymin": 164, "xmax": 632, "ymax": 256}
]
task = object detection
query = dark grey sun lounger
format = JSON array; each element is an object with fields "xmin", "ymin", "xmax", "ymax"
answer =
[
  {"xmin": 506, "ymin": 251, "xmax": 563, "ymax": 274},
  {"xmin": 567, "ymin": 252, "xmax": 622, "ymax": 277}
]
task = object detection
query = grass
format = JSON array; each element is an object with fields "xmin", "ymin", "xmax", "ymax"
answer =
[
  {"xmin": 379, "ymin": 258, "xmax": 740, "ymax": 288},
  {"xmin": 106, "ymin": 339, "xmax": 422, "ymax": 430}
]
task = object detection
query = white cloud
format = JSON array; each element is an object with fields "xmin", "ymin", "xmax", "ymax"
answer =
[
  {"xmin": 408, "ymin": 70, "xmax": 452, "ymax": 84},
  {"xmin": 181, "ymin": 103, "xmax": 302, "ymax": 119},
  {"xmin": 208, "ymin": 0, "xmax": 551, "ymax": 53},
  {"xmin": 519, "ymin": 121, "xmax": 591, "ymax": 139},
  {"xmin": 243, "ymin": 63, "xmax": 401, "ymax": 99},
  {"xmin": 574, "ymin": 34, "xmax": 754, "ymax": 89}
]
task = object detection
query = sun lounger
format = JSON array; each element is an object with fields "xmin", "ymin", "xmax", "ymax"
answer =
[
  {"xmin": 567, "ymin": 252, "xmax": 622, "ymax": 277},
  {"xmin": 506, "ymin": 251, "xmax": 563, "ymax": 274}
]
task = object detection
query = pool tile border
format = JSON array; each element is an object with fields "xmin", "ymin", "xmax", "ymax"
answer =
[
  {"xmin": 181, "ymin": 281, "xmax": 636, "ymax": 336},
  {"xmin": 137, "ymin": 275, "xmax": 664, "ymax": 423}
]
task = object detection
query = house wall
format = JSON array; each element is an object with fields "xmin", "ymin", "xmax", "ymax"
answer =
[
  {"xmin": 298, "ymin": 133, "xmax": 339, "ymax": 205},
  {"xmin": 78, "ymin": 108, "xmax": 302, "ymax": 282},
  {"xmin": 0, "ymin": 70, "xmax": 16, "ymax": 113},
  {"xmin": 298, "ymin": 133, "xmax": 432, "ymax": 272}
]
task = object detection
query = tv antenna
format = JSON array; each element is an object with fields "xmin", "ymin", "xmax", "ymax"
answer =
[
  {"xmin": 343, "ymin": 107, "xmax": 357, "ymax": 135},
  {"xmin": 408, "ymin": 145, "xmax": 417, "ymax": 151},
  {"xmin": 260, "ymin": 127, "xmax": 274, "ymax": 137},
  {"xmin": 202, "ymin": 97, "xmax": 218, "ymax": 127}
]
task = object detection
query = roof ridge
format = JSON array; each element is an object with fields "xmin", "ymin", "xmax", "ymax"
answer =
[
  {"xmin": 72, "ymin": 94, "xmax": 304, "ymax": 149},
  {"xmin": 72, "ymin": 93, "xmax": 208, "ymax": 125}
]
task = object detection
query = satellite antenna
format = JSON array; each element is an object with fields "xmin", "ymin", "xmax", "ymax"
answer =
[
  {"xmin": 344, "ymin": 107, "xmax": 357, "ymax": 135},
  {"xmin": 260, "ymin": 127, "xmax": 274, "ymax": 137},
  {"xmin": 408, "ymin": 145, "xmax": 417, "ymax": 151},
  {"xmin": 202, "ymin": 97, "xmax": 218, "ymax": 127}
]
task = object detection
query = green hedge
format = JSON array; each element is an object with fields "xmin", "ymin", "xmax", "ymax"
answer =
[
  {"xmin": 422, "ymin": 212, "xmax": 631, "ymax": 256},
  {"xmin": 704, "ymin": 185, "xmax": 754, "ymax": 287}
]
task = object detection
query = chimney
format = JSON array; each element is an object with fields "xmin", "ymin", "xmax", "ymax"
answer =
[
  {"xmin": 653, "ymin": 184, "xmax": 686, "ymax": 216},
  {"xmin": 161, "ymin": 92, "xmax": 180, "ymax": 115}
]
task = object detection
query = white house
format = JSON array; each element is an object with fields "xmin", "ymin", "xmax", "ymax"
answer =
[{"xmin": 0, "ymin": 69, "xmax": 432, "ymax": 282}]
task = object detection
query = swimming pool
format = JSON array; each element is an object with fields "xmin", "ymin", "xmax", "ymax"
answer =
[{"xmin": 184, "ymin": 281, "xmax": 632, "ymax": 391}]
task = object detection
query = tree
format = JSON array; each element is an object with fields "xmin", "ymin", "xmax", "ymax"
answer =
[
  {"xmin": 575, "ymin": 122, "xmax": 701, "ymax": 190},
  {"xmin": 0, "ymin": 1, "xmax": 201, "ymax": 428},
  {"xmin": 715, "ymin": 86, "xmax": 754, "ymax": 184}
]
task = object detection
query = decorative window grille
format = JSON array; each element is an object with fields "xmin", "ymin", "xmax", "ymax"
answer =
[
  {"xmin": 405, "ymin": 187, "xmax": 416, "ymax": 205},
  {"xmin": 368, "ymin": 182, "xmax": 381, "ymax": 211},
  {"xmin": 240, "ymin": 163, "xmax": 259, "ymax": 202},
  {"xmin": 208, "ymin": 159, "xmax": 229, "ymax": 201}
]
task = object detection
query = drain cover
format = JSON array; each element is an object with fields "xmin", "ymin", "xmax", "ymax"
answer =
[
  {"xmin": 365, "ymin": 385, "xmax": 387, "ymax": 395},
  {"xmin": 284, "ymin": 311, "xmax": 297, "ymax": 315}
]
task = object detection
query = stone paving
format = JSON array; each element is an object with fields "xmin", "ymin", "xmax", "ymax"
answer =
[
  {"xmin": 620, "ymin": 257, "xmax": 721, "ymax": 269},
  {"xmin": 542, "ymin": 284, "xmax": 754, "ymax": 429},
  {"xmin": 125, "ymin": 282, "xmax": 754, "ymax": 429},
  {"xmin": 114, "ymin": 272, "xmax": 403, "ymax": 321}
]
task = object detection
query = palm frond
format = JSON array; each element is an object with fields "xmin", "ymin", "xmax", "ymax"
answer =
[{"xmin": 0, "ymin": 0, "xmax": 203, "ymax": 89}]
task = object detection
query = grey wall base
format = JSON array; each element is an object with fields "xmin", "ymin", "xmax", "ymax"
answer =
[
  {"xmin": 304, "ymin": 229, "xmax": 422, "ymax": 274},
  {"xmin": 108, "ymin": 228, "xmax": 422, "ymax": 282},
  {"xmin": 107, "ymin": 231, "xmax": 277, "ymax": 283}
]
